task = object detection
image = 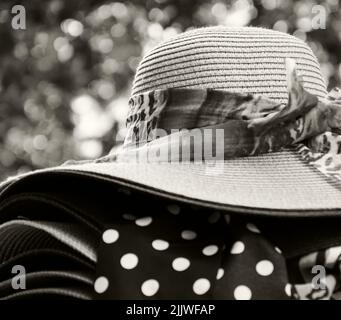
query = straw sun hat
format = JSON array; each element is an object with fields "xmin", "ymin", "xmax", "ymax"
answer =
[{"xmin": 2, "ymin": 26, "xmax": 341, "ymax": 217}]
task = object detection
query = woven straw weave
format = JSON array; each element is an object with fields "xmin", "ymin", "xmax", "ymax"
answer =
[
  {"xmin": 2, "ymin": 27, "xmax": 340, "ymax": 216},
  {"xmin": 132, "ymin": 26, "xmax": 327, "ymax": 104}
]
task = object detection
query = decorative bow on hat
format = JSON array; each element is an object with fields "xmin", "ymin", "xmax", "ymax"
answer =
[{"xmin": 94, "ymin": 59, "xmax": 341, "ymax": 181}]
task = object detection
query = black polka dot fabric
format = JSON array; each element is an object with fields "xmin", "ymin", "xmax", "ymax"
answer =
[
  {"xmin": 94, "ymin": 200, "xmax": 290, "ymax": 299},
  {"xmin": 2, "ymin": 176, "xmax": 341, "ymax": 299}
]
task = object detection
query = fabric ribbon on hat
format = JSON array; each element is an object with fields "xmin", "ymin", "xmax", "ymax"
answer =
[
  {"xmin": 296, "ymin": 87, "xmax": 341, "ymax": 182},
  {"xmin": 93, "ymin": 59, "xmax": 341, "ymax": 181}
]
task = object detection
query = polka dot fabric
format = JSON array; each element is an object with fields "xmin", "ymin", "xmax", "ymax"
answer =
[{"xmin": 94, "ymin": 193, "xmax": 290, "ymax": 299}]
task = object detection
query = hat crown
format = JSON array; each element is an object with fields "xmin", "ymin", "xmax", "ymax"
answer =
[{"xmin": 131, "ymin": 26, "xmax": 327, "ymax": 104}]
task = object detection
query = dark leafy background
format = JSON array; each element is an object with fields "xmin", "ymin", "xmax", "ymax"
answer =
[{"xmin": 0, "ymin": 0, "xmax": 340, "ymax": 180}]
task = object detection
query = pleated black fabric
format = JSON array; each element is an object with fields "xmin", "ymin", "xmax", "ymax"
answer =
[{"xmin": 1, "ymin": 172, "xmax": 341, "ymax": 299}]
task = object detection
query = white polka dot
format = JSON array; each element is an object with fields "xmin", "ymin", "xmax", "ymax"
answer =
[
  {"xmin": 122, "ymin": 213, "xmax": 135, "ymax": 221},
  {"xmin": 230, "ymin": 241, "xmax": 245, "ymax": 254},
  {"xmin": 216, "ymin": 268, "xmax": 224, "ymax": 280},
  {"xmin": 234, "ymin": 285, "xmax": 252, "ymax": 300},
  {"xmin": 208, "ymin": 212, "xmax": 220, "ymax": 223},
  {"xmin": 102, "ymin": 229, "xmax": 119, "ymax": 244},
  {"xmin": 275, "ymin": 247, "xmax": 282, "ymax": 254},
  {"xmin": 224, "ymin": 214, "xmax": 231, "ymax": 224},
  {"xmin": 94, "ymin": 276, "xmax": 109, "ymax": 294},
  {"xmin": 193, "ymin": 278, "xmax": 211, "ymax": 295},
  {"xmin": 202, "ymin": 245, "xmax": 219, "ymax": 256},
  {"xmin": 246, "ymin": 223, "xmax": 261, "ymax": 233},
  {"xmin": 141, "ymin": 279, "xmax": 159, "ymax": 296},
  {"xmin": 256, "ymin": 260, "xmax": 274, "ymax": 276},
  {"xmin": 181, "ymin": 230, "xmax": 197, "ymax": 240},
  {"xmin": 135, "ymin": 216, "xmax": 153, "ymax": 227},
  {"xmin": 120, "ymin": 253, "xmax": 139, "ymax": 270},
  {"xmin": 172, "ymin": 257, "xmax": 190, "ymax": 271},
  {"xmin": 167, "ymin": 204, "xmax": 181, "ymax": 215},
  {"xmin": 152, "ymin": 239, "xmax": 169, "ymax": 251},
  {"xmin": 285, "ymin": 284, "xmax": 292, "ymax": 296}
]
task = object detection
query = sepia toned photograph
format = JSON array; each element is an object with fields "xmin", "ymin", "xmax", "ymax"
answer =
[{"xmin": 0, "ymin": 0, "xmax": 341, "ymax": 307}]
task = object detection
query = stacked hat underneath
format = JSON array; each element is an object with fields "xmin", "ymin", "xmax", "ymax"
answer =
[{"xmin": 0, "ymin": 173, "xmax": 101, "ymax": 299}]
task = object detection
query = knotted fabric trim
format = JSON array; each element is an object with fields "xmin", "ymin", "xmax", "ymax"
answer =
[{"xmin": 97, "ymin": 59, "xmax": 341, "ymax": 181}]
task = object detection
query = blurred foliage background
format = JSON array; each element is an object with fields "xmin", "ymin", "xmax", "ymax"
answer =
[{"xmin": 0, "ymin": 0, "xmax": 340, "ymax": 180}]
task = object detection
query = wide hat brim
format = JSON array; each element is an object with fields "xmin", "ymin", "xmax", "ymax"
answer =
[{"xmin": 2, "ymin": 149, "xmax": 341, "ymax": 218}]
